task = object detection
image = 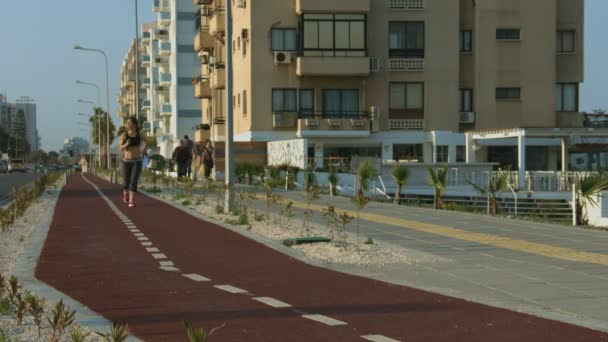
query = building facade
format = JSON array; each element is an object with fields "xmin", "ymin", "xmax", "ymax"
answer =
[
  {"xmin": 0, "ymin": 94, "xmax": 38, "ymax": 151},
  {"xmin": 118, "ymin": 0, "xmax": 201, "ymax": 158},
  {"xmin": 192, "ymin": 0, "xmax": 584, "ymax": 170}
]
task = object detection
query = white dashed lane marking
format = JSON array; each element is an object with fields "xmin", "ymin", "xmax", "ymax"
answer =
[
  {"xmin": 134, "ymin": 233, "xmax": 145, "ymax": 237},
  {"xmin": 141, "ymin": 242, "xmax": 153, "ymax": 246},
  {"xmin": 152, "ymin": 253, "xmax": 168, "ymax": 260},
  {"xmin": 137, "ymin": 237, "xmax": 149, "ymax": 241},
  {"xmin": 302, "ymin": 315, "xmax": 347, "ymax": 326},
  {"xmin": 214, "ymin": 285, "xmax": 248, "ymax": 294},
  {"xmin": 146, "ymin": 247, "xmax": 160, "ymax": 253},
  {"xmin": 160, "ymin": 266, "xmax": 180, "ymax": 272},
  {"xmin": 183, "ymin": 274, "xmax": 211, "ymax": 282},
  {"xmin": 253, "ymin": 297, "xmax": 291, "ymax": 308},
  {"xmin": 159, "ymin": 261, "xmax": 174, "ymax": 267},
  {"xmin": 362, "ymin": 335, "xmax": 401, "ymax": 342}
]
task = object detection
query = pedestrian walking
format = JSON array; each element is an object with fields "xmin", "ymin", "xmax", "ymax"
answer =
[
  {"xmin": 119, "ymin": 116, "xmax": 146, "ymax": 208},
  {"xmin": 202, "ymin": 139, "xmax": 214, "ymax": 179},
  {"xmin": 184, "ymin": 135, "xmax": 194, "ymax": 178},
  {"xmin": 172, "ymin": 140, "xmax": 190, "ymax": 179}
]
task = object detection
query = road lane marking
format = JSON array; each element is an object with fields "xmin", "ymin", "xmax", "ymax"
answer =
[
  {"xmin": 214, "ymin": 285, "xmax": 247, "ymax": 294},
  {"xmin": 152, "ymin": 253, "xmax": 168, "ymax": 260},
  {"xmin": 146, "ymin": 247, "xmax": 160, "ymax": 253},
  {"xmin": 160, "ymin": 266, "xmax": 180, "ymax": 272},
  {"xmin": 141, "ymin": 242, "xmax": 153, "ymax": 246},
  {"xmin": 159, "ymin": 261, "xmax": 174, "ymax": 267},
  {"xmin": 302, "ymin": 314, "xmax": 347, "ymax": 326},
  {"xmin": 362, "ymin": 335, "xmax": 401, "ymax": 342},
  {"xmin": 253, "ymin": 297, "xmax": 291, "ymax": 308},
  {"xmin": 137, "ymin": 237, "xmax": 149, "ymax": 241},
  {"xmin": 183, "ymin": 274, "xmax": 211, "ymax": 282}
]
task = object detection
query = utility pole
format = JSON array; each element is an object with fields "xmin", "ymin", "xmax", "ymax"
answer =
[
  {"xmin": 224, "ymin": 0, "xmax": 234, "ymax": 211},
  {"xmin": 134, "ymin": 0, "xmax": 140, "ymax": 121}
]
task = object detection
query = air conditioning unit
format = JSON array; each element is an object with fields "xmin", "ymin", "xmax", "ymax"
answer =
[
  {"xmin": 459, "ymin": 111, "xmax": 476, "ymax": 124},
  {"xmin": 236, "ymin": 0, "xmax": 246, "ymax": 8},
  {"xmin": 370, "ymin": 57, "xmax": 381, "ymax": 72},
  {"xmin": 272, "ymin": 113, "xmax": 296, "ymax": 128},
  {"xmin": 274, "ymin": 51, "xmax": 293, "ymax": 65}
]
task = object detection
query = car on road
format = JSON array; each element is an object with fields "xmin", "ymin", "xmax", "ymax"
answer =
[
  {"xmin": 8, "ymin": 159, "xmax": 26, "ymax": 173},
  {"xmin": 0, "ymin": 160, "xmax": 8, "ymax": 174}
]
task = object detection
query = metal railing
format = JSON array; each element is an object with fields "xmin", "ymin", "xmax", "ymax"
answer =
[
  {"xmin": 297, "ymin": 111, "xmax": 369, "ymax": 120},
  {"xmin": 389, "ymin": 0, "xmax": 425, "ymax": 9},
  {"xmin": 389, "ymin": 119, "xmax": 424, "ymax": 130}
]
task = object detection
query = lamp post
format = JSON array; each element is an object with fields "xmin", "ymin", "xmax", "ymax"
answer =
[
  {"xmin": 76, "ymin": 81, "xmax": 102, "ymax": 167},
  {"xmin": 134, "ymin": 0, "xmax": 141, "ymax": 121},
  {"xmin": 74, "ymin": 45, "xmax": 112, "ymax": 169},
  {"xmin": 224, "ymin": 0, "xmax": 235, "ymax": 211}
]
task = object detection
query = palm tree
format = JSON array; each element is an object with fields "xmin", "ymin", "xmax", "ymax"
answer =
[
  {"xmin": 574, "ymin": 173, "xmax": 608, "ymax": 226},
  {"xmin": 468, "ymin": 171, "xmax": 509, "ymax": 215},
  {"xmin": 392, "ymin": 165, "xmax": 409, "ymax": 205},
  {"xmin": 354, "ymin": 160, "xmax": 378, "ymax": 247},
  {"xmin": 427, "ymin": 167, "xmax": 448, "ymax": 209}
]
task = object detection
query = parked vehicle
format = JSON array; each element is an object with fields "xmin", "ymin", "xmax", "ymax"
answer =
[
  {"xmin": 0, "ymin": 160, "xmax": 8, "ymax": 174},
  {"xmin": 8, "ymin": 159, "xmax": 26, "ymax": 173}
]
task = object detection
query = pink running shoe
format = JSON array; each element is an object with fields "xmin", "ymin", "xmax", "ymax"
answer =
[
  {"xmin": 128, "ymin": 201, "xmax": 136, "ymax": 208},
  {"xmin": 122, "ymin": 190, "xmax": 128, "ymax": 204}
]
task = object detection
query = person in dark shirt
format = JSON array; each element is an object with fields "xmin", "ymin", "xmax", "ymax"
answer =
[
  {"xmin": 184, "ymin": 135, "xmax": 194, "ymax": 178},
  {"xmin": 172, "ymin": 139, "xmax": 189, "ymax": 179}
]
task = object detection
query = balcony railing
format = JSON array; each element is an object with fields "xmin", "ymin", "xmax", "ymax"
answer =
[
  {"xmin": 141, "ymin": 100, "xmax": 151, "ymax": 109},
  {"xmin": 389, "ymin": 58, "xmax": 425, "ymax": 71},
  {"xmin": 160, "ymin": 73, "xmax": 172, "ymax": 85},
  {"xmin": 389, "ymin": 0, "xmax": 425, "ymax": 9},
  {"xmin": 389, "ymin": 119, "xmax": 424, "ymax": 130},
  {"xmin": 159, "ymin": 11, "xmax": 171, "ymax": 26},
  {"xmin": 159, "ymin": 42, "xmax": 171, "ymax": 55},
  {"xmin": 161, "ymin": 104, "xmax": 172, "ymax": 115},
  {"xmin": 297, "ymin": 112, "xmax": 369, "ymax": 120}
]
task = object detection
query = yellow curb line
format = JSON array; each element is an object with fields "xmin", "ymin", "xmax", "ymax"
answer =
[{"xmin": 282, "ymin": 198, "xmax": 608, "ymax": 266}]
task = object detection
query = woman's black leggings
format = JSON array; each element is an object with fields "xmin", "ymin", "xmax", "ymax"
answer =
[{"xmin": 122, "ymin": 160, "xmax": 142, "ymax": 192}]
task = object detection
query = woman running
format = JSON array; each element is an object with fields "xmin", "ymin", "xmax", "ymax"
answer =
[{"xmin": 119, "ymin": 116, "xmax": 145, "ymax": 207}]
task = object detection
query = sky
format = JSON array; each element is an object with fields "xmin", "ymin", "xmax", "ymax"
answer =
[{"xmin": 0, "ymin": 1, "xmax": 607, "ymax": 151}]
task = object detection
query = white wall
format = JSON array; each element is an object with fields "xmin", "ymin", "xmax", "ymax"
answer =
[
  {"xmin": 268, "ymin": 139, "xmax": 308, "ymax": 169},
  {"xmin": 587, "ymin": 192, "xmax": 608, "ymax": 227}
]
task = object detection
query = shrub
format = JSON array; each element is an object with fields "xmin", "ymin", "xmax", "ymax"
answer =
[
  {"xmin": 183, "ymin": 321, "xmax": 225, "ymax": 342},
  {"xmin": 48, "ymin": 300, "xmax": 76, "ymax": 342}
]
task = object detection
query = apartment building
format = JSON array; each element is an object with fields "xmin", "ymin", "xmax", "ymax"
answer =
[
  {"xmin": 0, "ymin": 94, "xmax": 38, "ymax": 151},
  {"xmin": 119, "ymin": 1, "xmax": 201, "ymax": 158},
  {"xmin": 192, "ymin": 0, "xmax": 584, "ymax": 170}
]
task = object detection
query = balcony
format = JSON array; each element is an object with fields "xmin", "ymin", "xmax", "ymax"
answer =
[
  {"xmin": 154, "ymin": 28, "xmax": 169, "ymax": 40},
  {"xmin": 459, "ymin": 112, "xmax": 475, "ymax": 124},
  {"xmin": 272, "ymin": 113, "xmax": 299, "ymax": 129},
  {"xmin": 193, "ymin": 0, "xmax": 214, "ymax": 6},
  {"xmin": 296, "ymin": 0, "xmax": 370, "ymax": 14},
  {"xmin": 389, "ymin": 0, "xmax": 425, "ymax": 9},
  {"xmin": 297, "ymin": 57, "xmax": 370, "ymax": 77},
  {"xmin": 142, "ymin": 31, "xmax": 151, "ymax": 42},
  {"xmin": 159, "ymin": 11, "xmax": 171, "ymax": 26},
  {"xmin": 153, "ymin": 0, "xmax": 161, "ymax": 12},
  {"xmin": 160, "ymin": 103, "xmax": 172, "ymax": 116},
  {"xmin": 141, "ymin": 100, "xmax": 151, "ymax": 110},
  {"xmin": 142, "ymin": 78, "xmax": 151, "ymax": 88},
  {"xmin": 211, "ymin": 66, "xmax": 225, "ymax": 89},
  {"xmin": 209, "ymin": 9, "xmax": 225, "ymax": 36},
  {"xmin": 389, "ymin": 119, "xmax": 424, "ymax": 130},
  {"xmin": 159, "ymin": 42, "xmax": 171, "ymax": 56},
  {"xmin": 159, "ymin": 73, "xmax": 172, "ymax": 86},
  {"xmin": 142, "ymin": 55, "xmax": 151, "ymax": 66},
  {"xmin": 193, "ymin": 76, "xmax": 212, "ymax": 99},
  {"xmin": 155, "ymin": 55, "xmax": 169, "ymax": 66},
  {"xmin": 389, "ymin": 58, "xmax": 424, "ymax": 71},
  {"xmin": 297, "ymin": 113, "xmax": 370, "ymax": 138},
  {"xmin": 194, "ymin": 30, "xmax": 214, "ymax": 53}
]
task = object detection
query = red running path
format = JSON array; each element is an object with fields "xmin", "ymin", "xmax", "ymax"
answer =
[{"xmin": 35, "ymin": 175, "xmax": 608, "ymax": 341}]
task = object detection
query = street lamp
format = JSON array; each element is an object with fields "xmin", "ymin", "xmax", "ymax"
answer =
[
  {"xmin": 74, "ymin": 45, "xmax": 111, "ymax": 169},
  {"xmin": 76, "ymin": 80, "xmax": 101, "ymax": 167}
]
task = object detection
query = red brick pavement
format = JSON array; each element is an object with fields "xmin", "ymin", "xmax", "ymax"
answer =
[{"xmin": 35, "ymin": 175, "xmax": 608, "ymax": 341}]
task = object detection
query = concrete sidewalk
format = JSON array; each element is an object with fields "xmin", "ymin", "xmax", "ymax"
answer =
[{"xmin": 34, "ymin": 175, "xmax": 608, "ymax": 341}]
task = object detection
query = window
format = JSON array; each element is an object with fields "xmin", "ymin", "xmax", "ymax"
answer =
[
  {"xmin": 389, "ymin": 22, "xmax": 424, "ymax": 58},
  {"xmin": 243, "ymin": 90, "xmax": 247, "ymax": 115},
  {"xmin": 389, "ymin": 83, "xmax": 424, "ymax": 110},
  {"xmin": 271, "ymin": 28, "xmax": 297, "ymax": 51},
  {"xmin": 237, "ymin": 93, "xmax": 241, "ymax": 107},
  {"xmin": 456, "ymin": 146, "xmax": 466, "ymax": 163},
  {"xmin": 272, "ymin": 89, "xmax": 297, "ymax": 112},
  {"xmin": 322, "ymin": 89, "xmax": 359, "ymax": 117},
  {"xmin": 302, "ymin": 14, "xmax": 366, "ymax": 57},
  {"xmin": 436, "ymin": 146, "xmax": 448, "ymax": 163},
  {"xmin": 393, "ymin": 144, "xmax": 423, "ymax": 162},
  {"xmin": 496, "ymin": 87, "xmax": 521, "ymax": 100},
  {"xmin": 460, "ymin": 30, "xmax": 472, "ymax": 52},
  {"xmin": 557, "ymin": 31, "xmax": 575, "ymax": 53},
  {"xmin": 556, "ymin": 83, "xmax": 578, "ymax": 112},
  {"xmin": 459, "ymin": 88, "xmax": 473, "ymax": 112},
  {"xmin": 496, "ymin": 29, "xmax": 520, "ymax": 40},
  {"xmin": 299, "ymin": 89, "xmax": 314, "ymax": 116}
]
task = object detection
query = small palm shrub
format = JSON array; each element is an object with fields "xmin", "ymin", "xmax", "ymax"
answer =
[
  {"xmin": 48, "ymin": 300, "xmax": 76, "ymax": 342},
  {"xmin": 97, "ymin": 322, "xmax": 131, "ymax": 342},
  {"xmin": 354, "ymin": 161, "xmax": 378, "ymax": 247},
  {"xmin": 183, "ymin": 321, "xmax": 225, "ymax": 342},
  {"xmin": 427, "ymin": 167, "xmax": 448, "ymax": 209},
  {"xmin": 574, "ymin": 173, "xmax": 608, "ymax": 225},
  {"xmin": 391, "ymin": 165, "xmax": 409, "ymax": 205}
]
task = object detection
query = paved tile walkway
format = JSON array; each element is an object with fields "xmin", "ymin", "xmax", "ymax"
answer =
[{"xmin": 34, "ymin": 175, "xmax": 608, "ymax": 341}]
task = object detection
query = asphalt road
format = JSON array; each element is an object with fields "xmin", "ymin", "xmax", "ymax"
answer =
[{"xmin": 0, "ymin": 171, "xmax": 37, "ymax": 206}]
